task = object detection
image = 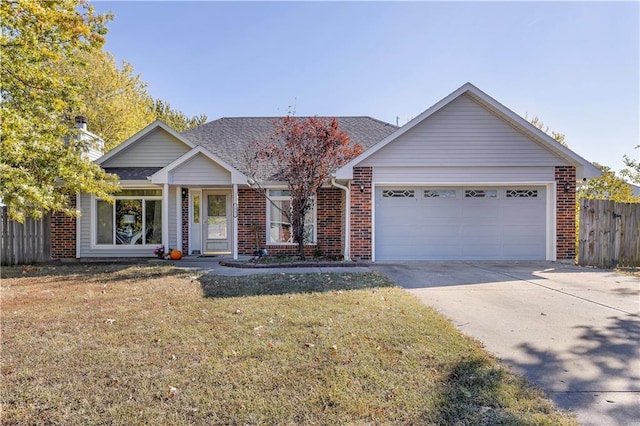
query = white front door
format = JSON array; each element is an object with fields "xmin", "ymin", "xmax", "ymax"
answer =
[{"xmin": 203, "ymin": 190, "xmax": 232, "ymax": 254}]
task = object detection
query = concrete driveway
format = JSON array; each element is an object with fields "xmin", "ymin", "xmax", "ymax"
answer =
[{"xmin": 370, "ymin": 261, "xmax": 640, "ymax": 426}]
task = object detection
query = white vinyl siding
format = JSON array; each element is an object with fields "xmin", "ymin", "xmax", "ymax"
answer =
[
  {"xmin": 375, "ymin": 186, "xmax": 547, "ymax": 261},
  {"xmin": 373, "ymin": 166, "xmax": 555, "ymax": 184},
  {"xmin": 360, "ymin": 94, "xmax": 568, "ymax": 168},
  {"xmin": 169, "ymin": 154, "xmax": 231, "ymax": 185},
  {"xmin": 101, "ymin": 128, "xmax": 191, "ymax": 168}
]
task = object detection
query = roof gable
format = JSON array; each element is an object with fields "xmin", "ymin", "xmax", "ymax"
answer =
[
  {"xmin": 359, "ymin": 93, "xmax": 565, "ymax": 167},
  {"xmin": 335, "ymin": 83, "xmax": 601, "ymax": 180},
  {"xmin": 150, "ymin": 146, "xmax": 247, "ymax": 185},
  {"xmin": 97, "ymin": 121, "xmax": 195, "ymax": 167}
]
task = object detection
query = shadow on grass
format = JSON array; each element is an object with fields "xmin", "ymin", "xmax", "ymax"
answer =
[
  {"xmin": 433, "ymin": 357, "xmax": 551, "ymax": 425},
  {"xmin": 200, "ymin": 271, "xmax": 395, "ymax": 299},
  {"xmin": 0, "ymin": 262, "xmax": 186, "ymax": 285}
]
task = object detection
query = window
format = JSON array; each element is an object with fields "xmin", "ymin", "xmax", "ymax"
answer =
[
  {"xmin": 382, "ymin": 189, "xmax": 415, "ymax": 198},
  {"xmin": 424, "ymin": 189, "xmax": 456, "ymax": 198},
  {"xmin": 193, "ymin": 194, "xmax": 200, "ymax": 224},
  {"xmin": 95, "ymin": 190, "xmax": 162, "ymax": 246},
  {"xmin": 506, "ymin": 189, "xmax": 538, "ymax": 198},
  {"xmin": 267, "ymin": 190, "xmax": 315, "ymax": 244},
  {"xmin": 464, "ymin": 189, "xmax": 497, "ymax": 198}
]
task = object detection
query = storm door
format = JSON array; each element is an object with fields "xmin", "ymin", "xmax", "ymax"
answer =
[{"xmin": 203, "ymin": 190, "xmax": 231, "ymax": 254}]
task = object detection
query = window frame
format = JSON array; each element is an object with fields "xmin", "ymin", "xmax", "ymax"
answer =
[
  {"xmin": 464, "ymin": 189, "xmax": 498, "ymax": 199},
  {"xmin": 93, "ymin": 189, "xmax": 163, "ymax": 247},
  {"xmin": 423, "ymin": 189, "xmax": 457, "ymax": 199},
  {"xmin": 506, "ymin": 189, "xmax": 539, "ymax": 199},
  {"xmin": 265, "ymin": 189, "xmax": 317, "ymax": 245}
]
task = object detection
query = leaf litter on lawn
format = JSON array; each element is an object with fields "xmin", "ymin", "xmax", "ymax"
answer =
[{"xmin": 1, "ymin": 264, "xmax": 577, "ymax": 425}]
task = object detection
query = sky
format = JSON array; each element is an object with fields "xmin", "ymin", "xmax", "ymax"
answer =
[{"xmin": 92, "ymin": 0, "xmax": 640, "ymax": 173}]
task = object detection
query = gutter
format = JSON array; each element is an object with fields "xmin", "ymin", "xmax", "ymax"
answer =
[{"xmin": 330, "ymin": 178, "xmax": 350, "ymax": 260}]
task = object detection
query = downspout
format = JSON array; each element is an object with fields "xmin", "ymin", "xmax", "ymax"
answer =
[{"xmin": 330, "ymin": 178, "xmax": 350, "ymax": 260}]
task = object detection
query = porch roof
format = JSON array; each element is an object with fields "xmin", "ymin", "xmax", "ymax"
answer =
[{"xmin": 104, "ymin": 167, "xmax": 163, "ymax": 180}]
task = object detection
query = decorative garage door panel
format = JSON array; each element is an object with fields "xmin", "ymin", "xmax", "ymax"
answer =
[{"xmin": 375, "ymin": 187, "xmax": 546, "ymax": 260}]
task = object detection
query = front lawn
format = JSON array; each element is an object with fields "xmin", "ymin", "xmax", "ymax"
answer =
[{"xmin": 1, "ymin": 264, "xmax": 576, "ymax": 425}]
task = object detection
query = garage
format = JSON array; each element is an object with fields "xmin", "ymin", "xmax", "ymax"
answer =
[{"xmin": 375, "ymin": 186, "xmax": 547, "ymax": 261}]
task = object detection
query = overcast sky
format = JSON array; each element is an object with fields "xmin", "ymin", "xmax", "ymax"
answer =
[{"xmin": 93, "ymin": 1, "xmax": 639, "ymax": 172}]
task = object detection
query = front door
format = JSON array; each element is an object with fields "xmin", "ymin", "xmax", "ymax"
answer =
[{"xmin": 203, "ymin": 190, "xmax": 231, "ymax": 254}]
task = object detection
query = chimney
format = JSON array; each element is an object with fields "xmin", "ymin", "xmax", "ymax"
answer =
[{"xmin": 75, "ymin": 115, "xmax": 87, "ymax": 131}]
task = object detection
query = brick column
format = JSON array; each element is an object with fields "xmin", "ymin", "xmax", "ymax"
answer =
[
  {"xmin": 315, "ymin": 188, "xmax": 343, "ymax": 258},
  {"xmin": 350, "ymin": 167, "xmax": 373, "ymax": 260},
  {"xmin": 237, "ymin": 188, "xmax": 266, "ymax": 255},
  {"xmin": 181, "ymin": 189, "xmax": 189, "ymax": 254},
  {"xmin": 555, "ymin": 166, "xmax": 576, "ymax": 260},
  {"xmin": 51, "ymin": 195, "xmax": 77, "ymax": 259}
]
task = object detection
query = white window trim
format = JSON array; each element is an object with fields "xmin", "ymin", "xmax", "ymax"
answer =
[
  {"xmin": 265, "ymin": 189, "xmax": 317, "ymax": 245},
  {"xmin": 91, "ymin": 189, "xmax": 163, "ymax": 248}
]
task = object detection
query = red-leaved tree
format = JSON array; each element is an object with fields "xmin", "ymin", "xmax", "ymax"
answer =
[{"xmin": 247, "ymin": 116, "xmax": 362, "ymax": 259}]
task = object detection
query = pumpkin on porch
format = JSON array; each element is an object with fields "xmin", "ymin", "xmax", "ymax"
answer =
[{"xmin": 170, "ymin": 250, "xmax": 182, "ymax": 260}]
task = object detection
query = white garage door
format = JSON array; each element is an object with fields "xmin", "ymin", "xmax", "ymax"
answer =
[{"xmin": 375, "ymin": 187, "xmax": 547, "ymax": 261}]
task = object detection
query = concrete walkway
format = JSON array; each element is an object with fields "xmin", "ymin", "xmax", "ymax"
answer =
[
  {"xmin": 173, "ymin": 255, "xmax": 372, "ymax": 276},
  {"xmin": 370, "ymin": 261, "xmax": 640, "ymax": 426}
]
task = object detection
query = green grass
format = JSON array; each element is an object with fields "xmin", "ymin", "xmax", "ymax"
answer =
[{"xmin": 1, "ymin": 264, "xmax": 577, "ymax": 425}]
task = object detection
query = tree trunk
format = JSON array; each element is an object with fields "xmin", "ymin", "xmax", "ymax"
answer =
[{"xmin": 291, "ymin": 198, "xmax": 306, "ymax": 260}]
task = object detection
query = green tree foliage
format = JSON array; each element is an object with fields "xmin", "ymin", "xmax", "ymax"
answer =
[
  {"xmin": 68, "ymin": 53, "xmax": 207, "ymax": 150},
  {"xmin": 152, "ymin": 99, "xmax": 207, "ymax": 132},
  {"xmin": 67, "ymin": 50, "xmax": 155, "ymax": 151},
  {"xmin": 578, "ymin": 163, "xmax": 640, "ymax": 203},
  {"xmin": 621, "ymin": 147, "xmax": 640, "ymax": 185},
  {"xmin": 526, "ymin": 114, "xmax": 567, "ymax": 146},
  {"xmin": 1, "ymin": 0, "xmax": 119, "ymax": 222}
]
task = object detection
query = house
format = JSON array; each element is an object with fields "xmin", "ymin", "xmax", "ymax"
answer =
[{"xmin": 50, "ymin": 83, "xmax": 601, "ymax": 262}]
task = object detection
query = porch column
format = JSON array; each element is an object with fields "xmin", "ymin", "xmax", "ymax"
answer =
[
  {"xmin": 233, "ymin": 184, "xmax": 238, "ymax": 260},
  {"xmin": 162, "ymin": 183, "xmax": 169, "ymax": 250},
  {"xmin": 176, "ymin": 187, "xmax": 182, "ymax": 252}
]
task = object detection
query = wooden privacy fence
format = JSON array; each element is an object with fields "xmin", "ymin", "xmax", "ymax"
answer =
[
  {"xmin": 1, "ymin": 207, "xmax": 51, "ymax": 266},
  {"xmin": 578, "ymin": 199, "xmax": 640, "ymax": 268}
]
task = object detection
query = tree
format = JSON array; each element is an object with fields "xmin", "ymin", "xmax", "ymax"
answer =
[
  {"xmin": 65, "ymin": 52, "xmax": 208, "ymax": 151},
  {"xmin": 247, "ymin": 116, "xmax": 362, "ymax": 259},
  {"xmin": 526, "ymin": 114, "xmax": 567, "ymax": 146},
  {"xmin": 621, "ymin": 146, "xmax": 640, "ymax": 185},
  {"xmin": 578, "ymin": 163, "xmax": 640, "ymax": 203},
  {"xmin": 0, "ymin": 0, "xmax": 119, "ymax": 221},
  {"xmin": 153, "ymin": 99, "xmax": 207, "ymax": 132},
  {"xmin": 65, "ymin": 50, "xmax": 155, "ymax": 151}
]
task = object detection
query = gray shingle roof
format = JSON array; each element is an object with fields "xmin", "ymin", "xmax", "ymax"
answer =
[
  {"xmin": 181, "ymin": 117, "xmax": 397, "ymax": 175},
  {"xmin": 104, "ymin": 167, "xmax": 163, "ymax": 180}
]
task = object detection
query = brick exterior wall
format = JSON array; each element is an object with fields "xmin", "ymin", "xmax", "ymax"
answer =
[
  {"xmin": 181, "ymin": 189, "xmax": 189, "ymax": 254},
  {"xmin": 237, "ymin": 187, "xmax": 344, "ymax": 258},
  {"xmin": 350, "ymin": 167, "xmax": 373, "ymax": 260},
  {"xmin": 555, "ymin": 166, "xmax": 577, "ymax": 260},
  {"xmin": 51, "ymin": 195, "xmax": 77, "ymax": 259}
]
